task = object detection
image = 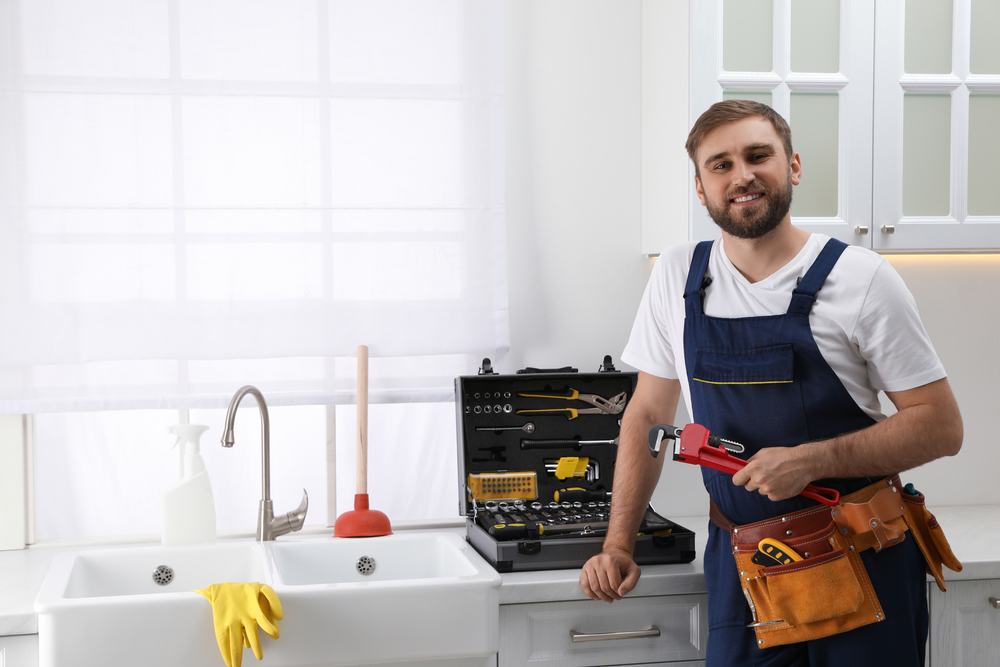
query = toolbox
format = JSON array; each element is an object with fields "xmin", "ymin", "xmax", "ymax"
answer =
[{"xmin": 456, "ymin": 357, "xmax": 696, "ymax": 573}]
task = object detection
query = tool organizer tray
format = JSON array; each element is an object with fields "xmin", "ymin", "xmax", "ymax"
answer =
[{"xmin": 456, "ymin": 358, "xmax": 696, "ymax": 573}]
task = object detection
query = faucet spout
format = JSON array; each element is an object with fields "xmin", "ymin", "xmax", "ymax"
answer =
[
  {"xmin": 222, "ymin": 385, "xmax": 270, "ymax": 503},
  {"xmin": 222, "ymin": 385, "xmax": 307, "ymax": 541}
]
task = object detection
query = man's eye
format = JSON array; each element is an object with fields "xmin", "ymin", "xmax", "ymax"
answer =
[{"xmin": 713, "ymin": 162, "xmax": 730, "ymax": 170}]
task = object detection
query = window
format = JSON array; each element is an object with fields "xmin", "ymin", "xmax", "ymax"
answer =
[{"xmin": 0, "ymin": 0, "xmax": 506, "ymax": 544}]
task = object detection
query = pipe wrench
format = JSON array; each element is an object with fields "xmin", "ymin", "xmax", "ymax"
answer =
[
  {"xmin": 646, "ymin": 422, "xmax": 840, "ymax": 507},
  {"xmin": 515, "ymin": 389, "xmax": 627, "ymax": 419}
]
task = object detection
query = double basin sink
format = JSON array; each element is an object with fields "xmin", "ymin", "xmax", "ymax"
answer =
[{"xmin": 34, "ymin": 532, "xmax": 502, "ymax": 667}]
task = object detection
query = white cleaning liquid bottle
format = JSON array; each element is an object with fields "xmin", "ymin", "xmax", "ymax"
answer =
[{"xmin": 162, "ymin": 424, "xmax": 217, "ymax": 546}]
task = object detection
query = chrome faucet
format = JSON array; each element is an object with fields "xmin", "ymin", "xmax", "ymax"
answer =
[{"xmin": 222, "ymin": 385, "xmax": 309, "ymax": 541}]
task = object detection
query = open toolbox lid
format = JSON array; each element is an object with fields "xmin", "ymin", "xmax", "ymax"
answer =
[{"xmin": 455, "ymin": 356, "xmax": 636, "ymax": 516}]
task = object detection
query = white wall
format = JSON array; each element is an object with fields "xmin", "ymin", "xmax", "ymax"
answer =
[
  {"xmin": 503, "ymin": 0, "xmax": 706, "ymax": 517},
  {"xmin": 504, "ymin": 0, "xmax": 647, "ymax": 374},
  {"xmin": 504, "ymin": 0, "xmax": 999, "ymax": 514}
]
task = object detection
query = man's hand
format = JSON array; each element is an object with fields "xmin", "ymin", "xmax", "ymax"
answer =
[
  {"xmin": 580, "ymin": 548, "xmax": 641, "ymax": 603},
  {"xmin": 732, "ymin": 446, "xmax": 814, "ymax": 501},
  {"xmin": 578, "ymin": 372, "xmax": 679, "ymax": 603},
  {"xmin": 731, "ymin": 378, "xmax": 962, "ymax": 499}
]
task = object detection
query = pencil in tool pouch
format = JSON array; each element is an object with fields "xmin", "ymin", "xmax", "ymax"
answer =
[{"xmin": 647, "ymin": 422, "xmax": 840, "ymax": 507}]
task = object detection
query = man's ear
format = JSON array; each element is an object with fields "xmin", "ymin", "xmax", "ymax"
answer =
[
  {"xmin": 790, "ymin": 152, "xmax": 802, "ymax": 186},
  {"xmin": 694, "ymin": 176, "xmax": 707, "ymax": 207}
]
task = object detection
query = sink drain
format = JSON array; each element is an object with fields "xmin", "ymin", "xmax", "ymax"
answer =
[
  {"xmin": 356, "ymin": 556, "xmax": 376, "ymax": 576},
  {"xmin": 152, "ymin": 565, "xmax": 174, "ymax": 586}
]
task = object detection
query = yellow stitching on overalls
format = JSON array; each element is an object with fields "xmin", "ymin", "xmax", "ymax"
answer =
[{"xmin": 693, "ymin": 378, "xmax": 794, "ymax": 385}]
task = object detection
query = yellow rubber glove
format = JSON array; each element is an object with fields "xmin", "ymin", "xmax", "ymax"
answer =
[{"xmin": 195, "ymin": 583, "xmax": 283, "ymax": 667}]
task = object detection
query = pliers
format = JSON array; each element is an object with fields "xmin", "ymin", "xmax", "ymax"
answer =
[{"xmin": 515, "ymin": 389, "xmax": 627, "ymax": 419}]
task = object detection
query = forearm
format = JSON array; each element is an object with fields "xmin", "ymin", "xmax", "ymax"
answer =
[
  {"xmin": 801, "ymin": 383, "xmax": 962, "ymax": 480},
  {"xmin": 602, "ymin": 401, "xmax": 667, "ymax": 555},
  {"xmin": 734, "ymin": 378, "xmax": 962, "ymax": 500}
]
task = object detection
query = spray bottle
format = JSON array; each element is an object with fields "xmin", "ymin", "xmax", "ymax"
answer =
[{"xmin": 162, "ymin": 424, "xmax": 217, "ymax": 546}]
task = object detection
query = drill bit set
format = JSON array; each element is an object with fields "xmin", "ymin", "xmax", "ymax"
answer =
[{"xmin": 456, "ymin": 358, "xmax": 696, "ymax": 572}]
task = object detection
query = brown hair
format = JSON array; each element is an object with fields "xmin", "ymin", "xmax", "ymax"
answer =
[{"xmin": 685, "ymin": 100, "xmax": 793, "ymax": 175}]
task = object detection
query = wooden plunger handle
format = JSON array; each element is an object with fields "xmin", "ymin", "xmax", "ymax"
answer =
[{"xmin": 357, "ymin": 345, "xmax": 368, "ymax": 494}]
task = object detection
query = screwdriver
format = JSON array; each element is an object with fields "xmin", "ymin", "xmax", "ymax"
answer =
[
  {"xmin": 520, "ymin": 437, "xmax": 617, "ymax": 450},
  {"xmin": 487, "ymin": 522, "xmax": 545, "ymax": 539},
  {"xmin": 554, "ymin": 488, "xmax": 611, "ymax": 503}
]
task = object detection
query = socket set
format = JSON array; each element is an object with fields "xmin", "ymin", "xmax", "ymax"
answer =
[
  {"xmin": 456, "ymin": 359, "xmax": 697, "ymax": 572},
  {"xmin": 476, "ymin": 499, "xmax": 611, "ymax": 530}
]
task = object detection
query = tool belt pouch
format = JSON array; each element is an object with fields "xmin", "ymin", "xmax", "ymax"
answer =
[
  {"xmin": 729, "ymin": 477, "xmax": 915, "ymax": 649},
  {"xmin": 733, "ymin": 510, "xmax": 876, "ymax": 648},
  {"xmin": 900, "ymin": 489, "xmax": 963, "ymax": 592}
]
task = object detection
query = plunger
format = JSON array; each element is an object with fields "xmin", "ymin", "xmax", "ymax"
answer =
[{"xmin": 334, "ymin": 345, "xmax": 392, "ymax": 537}]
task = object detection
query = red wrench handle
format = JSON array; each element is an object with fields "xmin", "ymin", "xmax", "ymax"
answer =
[
  {"xmin": 673, "ymin": 424, "xmax": 840, "ymax": 507},
  {"xmin": 799, "ymin": 484, "xmax": 840, "ymax": 506}
]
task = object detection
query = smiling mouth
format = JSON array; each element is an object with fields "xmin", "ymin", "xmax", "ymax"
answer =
[{"xmin": 732, "ymin": 193, "xmax": 764, "ymax": 204}]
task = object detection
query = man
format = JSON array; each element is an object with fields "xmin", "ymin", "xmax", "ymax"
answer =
[{"xmin": 579, "ymin": 100, "xmax": 962, "ymax": 665}]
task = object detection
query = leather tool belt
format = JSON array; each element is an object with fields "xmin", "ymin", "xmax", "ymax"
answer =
[{"xmin": 710, "ymin": 475, "xmax": 963, "ymax": 649}]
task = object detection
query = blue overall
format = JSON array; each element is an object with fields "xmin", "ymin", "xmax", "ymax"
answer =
[{"xmin": 683, "ymin": 239, "xmax": 928, "ymax": 666}]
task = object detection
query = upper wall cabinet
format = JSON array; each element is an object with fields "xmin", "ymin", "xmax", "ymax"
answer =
[{"xmin": 691, "ymin": 0, "xmax": 1000, "ymax": 252}]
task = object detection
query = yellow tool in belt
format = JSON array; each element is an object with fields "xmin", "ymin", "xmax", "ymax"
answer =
[
  {"xmin": 752, "ymin": 538, "xmax": 803, "ymax": 566},
  {"xmin": 516, "ymin": 389, "xmax": 627, "ymax": 419}
]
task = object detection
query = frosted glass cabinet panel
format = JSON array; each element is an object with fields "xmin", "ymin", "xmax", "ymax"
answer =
[
  {"xmin": 904, "ymin": 0, "xmax": 953, "ymax": 74},
  {"xmin": 902, "ymin": 93, "xmax": 951, "ymax": 217},
  {"xmin": 691, "ymin": 0, "xmax": 874, "ymax": 245},
  {"xmin": 970, "ymin": 0, "xmax": 1000, "ymax": 74},
  {"xmin": 723, "ymin": 0, "xmax": 773, "ymax": 72},
  {"xmin": 968, "ymin": 93, "xmax": 1000, "ymax": 216},
  {"xmin": 791, "ymin": 0, "xmax": 840, "ymax": 73},
  {"xmin": 694, "ymin": 0, "xmax": 1000, "ymax": 250},
  {"xmin": 873, "ymin": 0, "xmax": 1000, "ymax": 250},
  {"xmin": 790, "ymin": 92, "xmax": 839, "ymax": 217}
]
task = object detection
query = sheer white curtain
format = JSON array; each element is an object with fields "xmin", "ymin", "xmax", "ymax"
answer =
[
  {"xmin": 0, "ymin": 0, "xmax": 506, "ymax": 540},
  {"xmin": 0, "ymin": 0, "xmax": 506, "ymax": 410}
]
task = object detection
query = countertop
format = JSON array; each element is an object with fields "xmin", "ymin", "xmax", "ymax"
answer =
[{"xmin": 3, "ymin": 505, "xmax": 998, "ymax": 637}]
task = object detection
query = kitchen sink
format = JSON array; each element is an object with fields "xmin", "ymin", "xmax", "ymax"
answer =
[
  {"xmin": 270, "ymin": 530, "xmax": 480, "ymax": 585},
  {"xmin": 35, "ymin": 541, "xmax": 270, "ymax": 667},
  {"xmin": 264, "ymin": 531, "xmax": 501, "ymax": 666},
  {"xmin": 34, "ymin": 532, "xmax": 501, "ymax": 667},
  {"xmin": 59, "ymin": 541, "xmax": 269, "ymax": 598}
]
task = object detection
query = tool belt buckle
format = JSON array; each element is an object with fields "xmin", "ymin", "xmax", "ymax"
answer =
[{"xmin": 831, "ymin": 482, "xmax": 906, "ymax": 552}]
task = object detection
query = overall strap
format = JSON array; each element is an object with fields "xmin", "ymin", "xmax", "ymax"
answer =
[
  {"xmin": 786, "ymin": 238, "xmax": 848, "ymax": 316},
  {"xmin": 683, "ymin": 240, "xmax": 715, "ymax": 317}
]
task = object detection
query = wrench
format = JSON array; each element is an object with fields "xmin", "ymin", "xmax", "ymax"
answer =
[{"xmin": 647, "ymin": 423, "xmax": 840, "ymax": 507}]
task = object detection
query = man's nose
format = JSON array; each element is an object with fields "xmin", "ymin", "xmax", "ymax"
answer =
[{"xmin": 732, "ymin": 160, "xmax": 755, "ymax": 186}]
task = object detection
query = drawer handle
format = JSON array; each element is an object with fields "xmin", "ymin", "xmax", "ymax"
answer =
[
  {"xmin": 990, "ymin": 597, "xmax": 999, "ymax": 609},
  {"xmin": 570, "ymin": 626, "xmax": 660, "ymax": 643}
]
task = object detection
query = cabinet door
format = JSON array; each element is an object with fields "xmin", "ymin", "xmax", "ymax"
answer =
[
  {"xmin": 0, "ymin": 634, "xmax": 39, "ymax": 667},
  {"xmin": 929, "ymin": 578, "xmax": 1000, "ymax": 666},
  {"xmin": 690, "ymin": 0, "xmax": 875, "ymax": 246},
  {"xmin": 872, "ymin": 0, "xmax": 1000, "ymax": 251},
  {"xmin": 499, "ymin": 594, "xmax": 707, "ymax": 667}
]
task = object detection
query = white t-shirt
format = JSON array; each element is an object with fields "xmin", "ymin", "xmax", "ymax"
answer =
[{"xmin": 621, "ymin": 233, "xmax": 946, "ymax": 422}]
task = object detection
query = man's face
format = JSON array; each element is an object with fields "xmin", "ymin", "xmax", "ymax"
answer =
[{"xmin": 693, "ymin": 117, "xmax": 801, "ymax": 240}]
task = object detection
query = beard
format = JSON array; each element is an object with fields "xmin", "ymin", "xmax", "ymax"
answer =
[{"xmin": 705, "ymin": 175, "xmax": 794, "ymax": 240}]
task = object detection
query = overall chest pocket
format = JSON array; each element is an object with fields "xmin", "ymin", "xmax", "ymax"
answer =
[
  {"xmin": 691, "ymin": 344, "xmax": 808, "ymax": 451},
  {"xmin": 693, "ymin": 344, "xmax": 794, "ymax": 385}
]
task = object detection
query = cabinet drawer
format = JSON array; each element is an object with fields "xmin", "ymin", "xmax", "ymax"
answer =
[{"xmin": 499, "ymin": 594, "xmax": 707, "ymax": 667}]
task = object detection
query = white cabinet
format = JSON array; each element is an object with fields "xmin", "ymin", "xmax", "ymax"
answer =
[
  {"xmin": 689, "ymin": 0, "xmax": 1000, "ymax": 252},
  {"xmin": 498, "ymin": 594, "xmax": 707, "ymax": 667},
  {"xmin": 0, "ymin": 634, "xmax": 38, "ymax": 667},
  {"xmin": 929, "ymin": 579, "xmax": 1000, "ymax": 667}
]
